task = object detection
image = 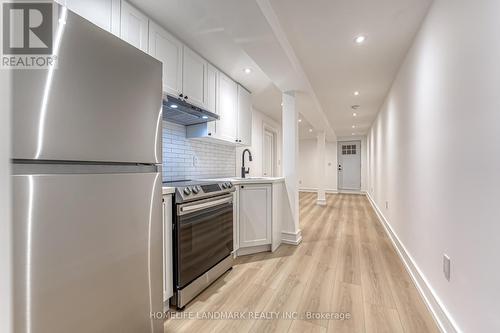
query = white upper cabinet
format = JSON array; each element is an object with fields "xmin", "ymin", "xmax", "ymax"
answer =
[
  {"xmin": 216, "ymin": 72, "xmax": 238, "ymax": 143},
  {"xmin": 182, "ymin": 46, "xmax": 208, "ymax": 108},
  {"xmin": 148, "ymin": 21, "xmax": 183, "ymax": 97},
  {"xmin": 55, "ymin": 0, "xmax": 120, "ymax": 35},
  {"xmin": 120, "ymin": 1, "xmax": 149, "ymax": 52},
  {"xmin": 206, "ymin": 64, "xmax": 218, "ymax": 114},
  {"xmin": 237, "ymin": 85, "xmax": 252, "ymax": 146}
]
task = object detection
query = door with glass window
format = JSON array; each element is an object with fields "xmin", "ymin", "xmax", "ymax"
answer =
[{"xmin": 338, "ymin": 141, "xmax": 361, "ymax": 191}]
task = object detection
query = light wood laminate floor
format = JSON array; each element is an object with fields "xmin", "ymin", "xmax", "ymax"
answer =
[{"xmin": 165, "ymin": 193, "xmax": 439, "ymax": 333}]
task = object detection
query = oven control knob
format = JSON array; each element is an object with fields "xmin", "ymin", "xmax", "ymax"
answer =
[
  {"xmin": 192, "ymin": 186, "xmax": 199, "ymax": 194},
  {"xmin": 228, "ymin": 182, "xmax": 233, "ymax": 188},
  {"xmin": 221, "ymin": 183, "xmax": 227, "ymax": 189},
  {"xmin": 183, "ymin": 187, "xmax": 192, "ymax": 195}
]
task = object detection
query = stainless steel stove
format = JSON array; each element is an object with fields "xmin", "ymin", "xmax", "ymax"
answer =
[
  {"xmin": 164, "ymin": 180, "xmax": 235, "ymax": 310},
  {"xmin": 164, "ymin": 179, "xmax": 235, "ymax": 203}
]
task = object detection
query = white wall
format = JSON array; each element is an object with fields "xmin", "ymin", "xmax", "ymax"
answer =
[
  {"xmin": 162, "ymin": 121, "xmax": 236, "ymax": 181},
  {"xmin": 236, "ymin": 108, "xmax": 282, "ymax": 178},
  {"xmin": 299, "ymin": 136, "xmax": 367, "ymax": 192},
  {"xmin": 366, "ymin": 0, "xmax": 500, "ymax": 331},
  {"xmin": 0, "ymin": 70, "xmax": 13, "ymax": 333},
  {"xmin": 299, "ymin": 139, "xmax": 337, "ymax": 192}
]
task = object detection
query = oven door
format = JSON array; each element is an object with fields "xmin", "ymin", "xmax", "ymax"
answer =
[{"xmin": 174, "ymin": 194, "xmax": 233, "ymax": 289}]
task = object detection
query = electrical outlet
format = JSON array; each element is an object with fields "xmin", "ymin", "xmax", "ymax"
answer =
[
  {"xmin": 385, "ymin": 201, "xmax": 389, "ymax": 209},
  {"xmin": 443, "ymin": 254, "xmax": 451, "ymax": 281},
  {"xmin": 299, "ymin": 180, "xmax": 302, "ymax": 185},
  {"xmin": 192, "ymin": 155, "xmax": 198, "ymax": 167}
]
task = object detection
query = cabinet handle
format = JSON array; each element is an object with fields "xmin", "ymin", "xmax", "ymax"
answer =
[
  {"xmin": 184, "ymin": 95, "xmax": 189, "ymax": 100},
  {"xmin": 179, "ymin": 93, "xmax": 183, "ymax": 98},
  {"xmin": 208, "ymin": 133, "xmax": 212, "ymax": 136}
]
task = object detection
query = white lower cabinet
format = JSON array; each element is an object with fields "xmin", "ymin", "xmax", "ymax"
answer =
[
  {"xmin": 238, "ymin": 184, "xmax": 272, "ymax": 248},
  {"xmin": 162, "ymin": 194, "xmax": 173, "ymax": 302}
]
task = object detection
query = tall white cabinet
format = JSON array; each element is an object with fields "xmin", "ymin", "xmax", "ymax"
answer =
[
  {"xmin": 237, "ymin": 85, "xmax": 252, "ymax": 146},
  {"xmin": 216, "ymin": 72, "xmax": 238, "ymax": 143},
  {"xmin": 162, "ymin": 194, "xmax": 173, "ymax": 302},
  {"xmin": 148, "ymin": 22, "xmax": 183, "ymax": 97},
  {"xmin": 55, "ymin": 0, "xmax": 120, "ymax": 35},
  {"xmin": 120, "ymin": 1, "xmax": 149, "ymax": 52}
]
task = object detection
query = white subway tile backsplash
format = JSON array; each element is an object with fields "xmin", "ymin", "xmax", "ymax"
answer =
[{"xmin": 162, "ymin": 121, "xmax": 236, "ymax": 182}]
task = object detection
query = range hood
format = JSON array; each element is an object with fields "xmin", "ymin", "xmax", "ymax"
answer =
[{"xmin": 162, "ymin": 95, "xmax": 219, "ymax": 125}]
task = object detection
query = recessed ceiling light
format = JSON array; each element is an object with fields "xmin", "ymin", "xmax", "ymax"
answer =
[
  {"xmin": 244, "ymin": 68, "xmax": 252, "ymax": 74},
  {"xmin": 352, "ymin": 133, "xmax": 355, "ymax": 136},
  {"xmin": 309, "ymin": 128, "xmax": 313, "ymax": 133},
  {"xmin": 351, "ymin": 105, "xmax": 360, "ymax": 110},
  {"xmin": 298, "ymin": 119, "xmax": 302, "ymax": 123},
  {"xmin": 353, "ymin": 113, "xmax": 357, "ymax": 117},
  {"xmin": 354, "ymin": 91, "xmax": 360, "ymax": 96},
  {"xmin": 354, "ymin": 35, "xmax": 366, "ymax": 44},
  {"xmin": 170, "ymin": 104, "xmax": 178, "ymax": 109},
  {"xmin": 352, "ymin": 125, "xmax": 356, "ymax": 129}
]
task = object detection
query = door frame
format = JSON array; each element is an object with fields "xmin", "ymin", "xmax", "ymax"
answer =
[
  {"xmin": 262, "ymin": 122, "xmax": 278, "ymax": 177},
  {"xmin": 337, "ymin": 140, "xmax": 362, "ymax": 192}
]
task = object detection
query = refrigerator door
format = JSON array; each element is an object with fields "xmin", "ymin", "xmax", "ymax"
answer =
[
  {"xmin": 12, "ymin": 7, "xmax": 162, "ymax": 164},
  {"xmin": 13, "ymin": 171, "xmax": 163, "ymax": 333}
]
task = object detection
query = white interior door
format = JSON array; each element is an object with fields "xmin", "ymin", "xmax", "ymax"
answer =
[
  {"xmin": 263, "ymin": 130, "xmax": 275, "ymax": 177},
  {"xmin": 338, "ymin": 141, "xmax": 361, "ymax": 190}
]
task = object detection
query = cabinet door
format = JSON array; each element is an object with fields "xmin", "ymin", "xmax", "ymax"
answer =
[
  {"xmin": 239, "ymin": 185, "xmax": 272, "ymax": 248},
  {"xmin": 163, "ymin": 194, "xmax": 173, "ymax": 302},
  {"xmin": 216, "ymin": 72, "xmax": 238, "ymax": 143},
  {"xmin": 207, "ymin": 64, "xmax": 218, "ymax": 114},
  {"xmin": 55, "ymin": 0, "xmax": 120, "ymax": 35},
  {"xmin": 182, "ymin": 46, "xmax": 208, "ymax": 108},
  {"xmin": 120, "ymin": 1, "xmax": 149, "ymax": 52},
  {"xmin": 148, "ymin": 21, "xmax": 183, "ymax": 96},
  {"xmin": 237, "ymin": 85, "xmax": 252, "ymax": 146}
]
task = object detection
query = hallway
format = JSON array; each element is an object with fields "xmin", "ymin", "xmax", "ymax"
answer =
[{"xmin": 165, "ymin": 193, "xmax": 439, "ymax": 332}]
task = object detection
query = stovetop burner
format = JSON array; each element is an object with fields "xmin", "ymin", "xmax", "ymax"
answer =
[{"xmin": 164, "ymin": 179, "xmax": 235, "ymax": 203}]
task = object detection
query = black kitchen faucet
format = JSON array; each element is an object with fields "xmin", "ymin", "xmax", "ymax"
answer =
[{"xmin": 241, "ymin": 149, "xmax": 253, "ymax": 178}]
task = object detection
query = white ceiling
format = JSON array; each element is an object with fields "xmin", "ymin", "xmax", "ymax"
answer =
[
  {"xmin": 269, "ymin": 0, "xmax": 433, "ymax": 136},
  {"xmin": 131, "ymin": 0, "xmax": 432, "ymax": 138}
]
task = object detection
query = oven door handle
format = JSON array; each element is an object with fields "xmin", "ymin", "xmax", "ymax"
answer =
[{"xmin": 179, "ymin": 196, "xmax": 233, "ymax": 215}]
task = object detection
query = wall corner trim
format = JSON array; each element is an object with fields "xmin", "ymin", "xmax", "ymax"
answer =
[
  {"xmin": 365, "ymin": 193, "xmax": 461, "ymax": 333},
  {"xmin": 281, "ymin": 230, "xmax": 302, "ymax": 245}
]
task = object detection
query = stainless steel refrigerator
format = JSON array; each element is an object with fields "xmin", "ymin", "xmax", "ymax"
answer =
[{"xmin": 12, "ymin": 5, "xmax": 164, "ymax": 333}]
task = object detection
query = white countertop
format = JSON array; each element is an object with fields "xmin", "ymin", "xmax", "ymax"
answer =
[
  {"xmin": 162, "ymin": 177, "xmax": 284, "ymax": 195},
  {"xmin": 202, "ymin": 177, "xmax": 285, "ymax": 185},
  {"xmin": 162, "ymin": 187, "xmax": 175, "ymax": 195}
]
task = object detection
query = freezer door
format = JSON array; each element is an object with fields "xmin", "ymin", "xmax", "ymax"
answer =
[
  {"xmin": 12, "ymin": 7, "xmax": 162, "ymax": 164},
  {"xmin": 13, "ymin": 172, "xmax": 163, "ymax": 333}
]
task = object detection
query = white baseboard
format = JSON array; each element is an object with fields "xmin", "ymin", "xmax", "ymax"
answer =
[
  {"xmin": 299, "ymin": 187, "xmax": 338, "ymax": 194},
  {"xmin": 237, "ymin": 244, "xmax": 271, "ymax": 256},
  {"xmin": 281, "ymin": 230, "xmax": 302, "ymax": 245},
  {"xmin": 365, "ymin": 193, "xmax": 460, "ymax": 333}
]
